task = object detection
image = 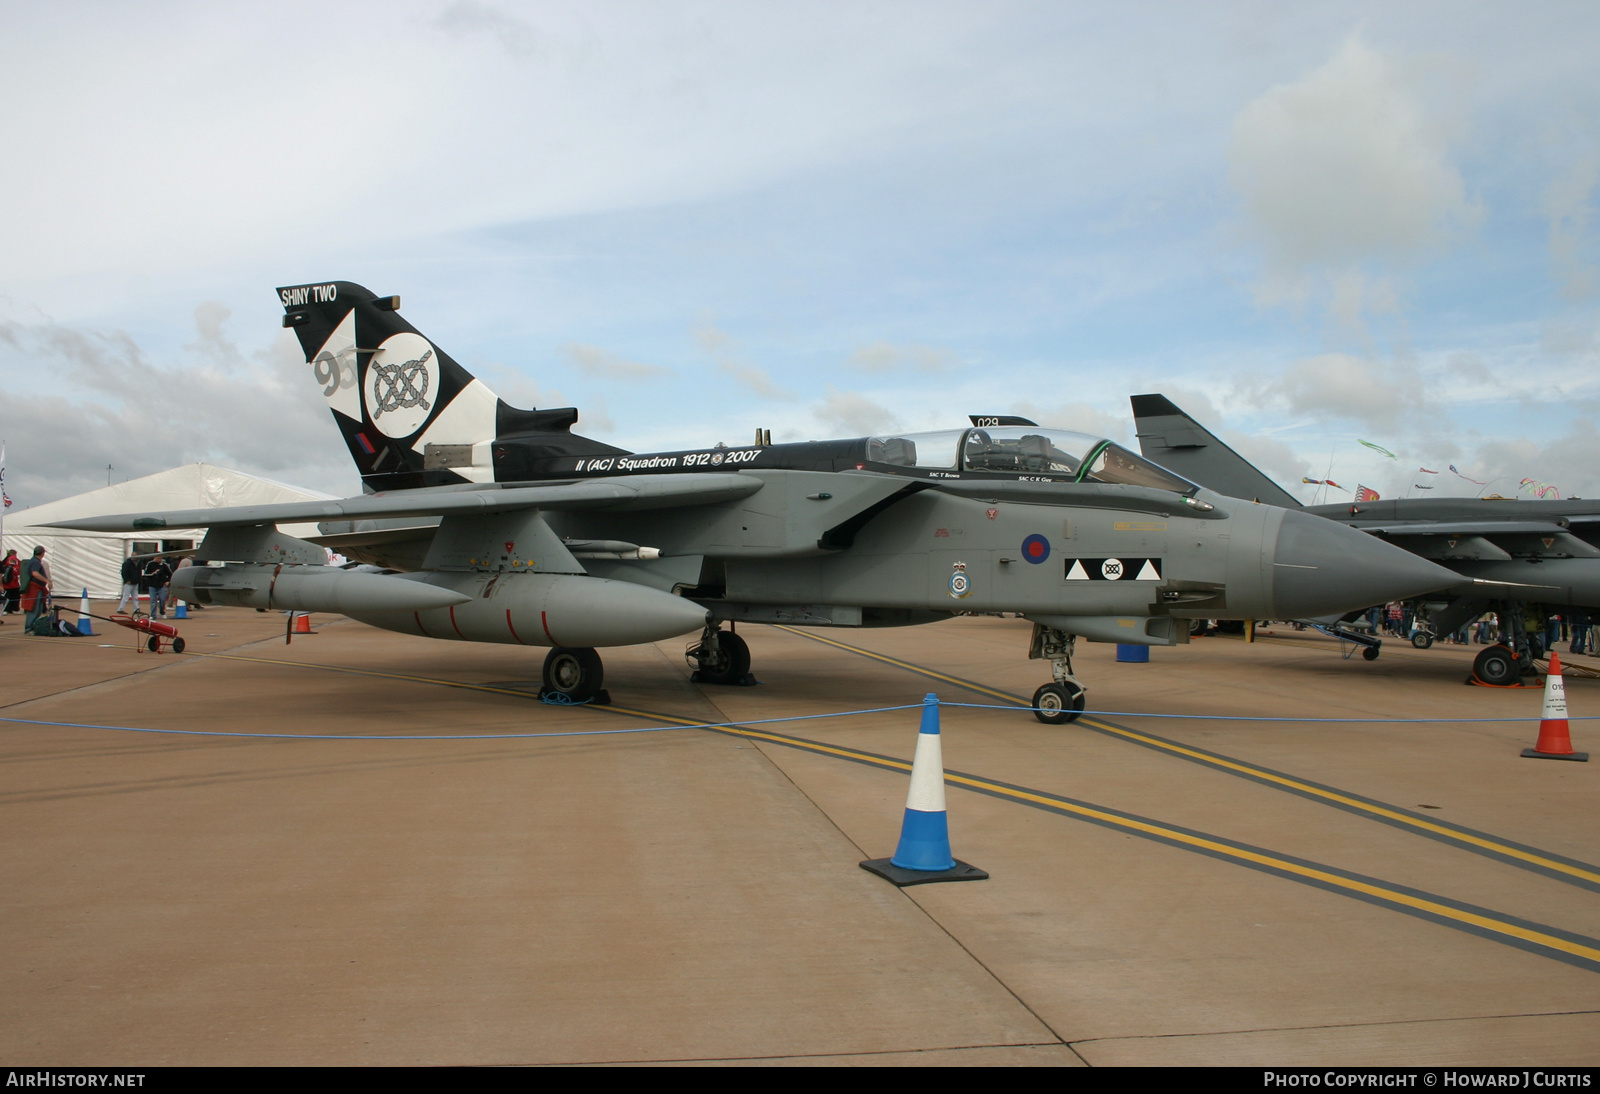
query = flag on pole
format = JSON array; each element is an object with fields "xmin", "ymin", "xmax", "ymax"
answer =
[
  {"xmin": 1355, "ymin": 485, "xmax": 1380, "ymax": 502},
  {"xmin": 0, "ymin": 442, "xmax": 9, "ymax": 509}
]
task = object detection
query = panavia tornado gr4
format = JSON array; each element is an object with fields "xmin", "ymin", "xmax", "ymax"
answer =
[
  {"xmin": 1131, "ymin": 393, "xmax": 1600, "ymax": 684},
  {"xmin": 50, "ymin": 283, "xmax": 1461, "ymax": 722}
]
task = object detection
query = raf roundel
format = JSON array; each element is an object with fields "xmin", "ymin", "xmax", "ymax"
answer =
[{"xmin": 1021, "ymin": 534, "xmax": 1051, "ymax": 564}]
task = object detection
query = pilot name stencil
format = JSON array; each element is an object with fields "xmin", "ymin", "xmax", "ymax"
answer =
[{"xmin": 1064, "ymin": 557, "xmax": 1163, "ymax": 581}]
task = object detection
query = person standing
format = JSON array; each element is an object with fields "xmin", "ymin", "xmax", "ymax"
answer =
[
  {"xmin": 117, "ymin": 552, "xmax": 142, "ymax": 613},
  {"xmin": 141, "ymin": 554, "xmax": 173, "ymax": 618},
  {"xmin": 21, "ymin": 546, "xmax": 52, "ymax": 632},
  {"xmin": 1, "ymin": 549, "xmax": 19, "ymax": 615}
]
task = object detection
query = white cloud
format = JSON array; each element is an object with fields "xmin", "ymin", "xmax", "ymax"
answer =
[
  {"xmin": 1473, "ymin": 420, "xmax": 1600, "ymax": 499},
  {"xmin": 812, "ymin": 387, "xmax": 897, "ymax": 437},
  {"xmin": 1231, "ymin": 34, "xmax": 1481, "ymax": 333},
  {"xmin": 0, "ymin": 309, "xmax": 351, "ymax": 507},
  {"xmin": 433, "ymin": 1, "xmax": 539, "ymax": 59},
  {"xmin": 1544, "ymin": 149, "xmax": 1600, "ymax": 302},
  {"xmin": 1232, "ymin": 34, "xmax": 1479, "ymax": 269},
  {"xmin": 695, "ymin": 317, "xmax": 794, "ymax": 401},
  {"xmin": 1239, "ymin": 351, "xmax": 1425, "ymax": 433},
  {"xmin": 563, "ymin": 343, "xmax": 671, "ymax": 380},
  {"xmin": 846, "ymin": 340, "xmax": 958, "ymax": 374}
]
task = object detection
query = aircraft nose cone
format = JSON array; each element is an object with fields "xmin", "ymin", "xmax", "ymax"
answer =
[{"xmin": 1270, "ymin": 510, "xmax": 1460, "ymax": 618}]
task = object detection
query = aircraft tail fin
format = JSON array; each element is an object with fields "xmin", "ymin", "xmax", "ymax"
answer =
[
  {"xmin": 277, "ymin": 281, "xmax": 622, "ymax": 490},
  {"xmin": 1129, "ymin": 394, "xmax": 1301, "ymax": 508}
]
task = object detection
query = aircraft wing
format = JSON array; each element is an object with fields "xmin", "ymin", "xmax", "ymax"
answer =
[
  {"xmin": 1352, "ymin": 521, "xmax": 1572, "ymax": 536},
  {"xmin": 44, "ymin": 473, "xmax": 764, "ymax": 533}
]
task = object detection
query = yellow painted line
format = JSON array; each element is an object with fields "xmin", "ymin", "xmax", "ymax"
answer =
[
  {"xmin": 774, "ymin": 625, "xmax": 1600, "ymax": 890},
  {"xmin": 934, "ymin": 768, "xmax": 1600, "ymax": 968},
  {"xmin": 774, "ymin": 626, "xmax": 1023, "ymax": 705},
  {"xmin": 691, "ymin": 718, "xmax": 1600, "ymax": 972},
  {"xmin": 69, "ymin": 638, "xmax": 1600, "ymax": 971},
  {"xmin": 1074, "ymin": 715, "xmax": 1600, "ymax": 888}
]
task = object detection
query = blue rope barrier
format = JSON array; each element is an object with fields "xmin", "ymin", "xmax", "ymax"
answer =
[
  {"xmin": 0, "ymin": 704, "xmax": 925, "ymax": 742},
  {"xmin": 1, "ymin": 695, "xmax": 1585, "ymax": 744},
  {"xmin": 538, "ymin": 691, "xmax": 593, "ymax": 706},
  {"xmin": 939, "ymin": 701, "xmax": 1599, "ymax": 723}
]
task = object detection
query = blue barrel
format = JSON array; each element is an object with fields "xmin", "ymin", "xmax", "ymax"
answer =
[{"xmin": 1115, "ymin": 644, "xmax": 1150, "ymax": 663}]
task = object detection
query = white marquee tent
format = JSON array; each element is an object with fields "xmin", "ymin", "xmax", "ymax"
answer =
[{"xmin": 2, "ymin": 463, "xmax": 337, "ymax": 600}]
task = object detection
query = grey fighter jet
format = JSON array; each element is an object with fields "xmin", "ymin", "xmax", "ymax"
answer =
[
  {"xmin": 48, "ymin": 284, "xmax": 1460, "ymax": 722},
  {"xmin": 1131, "ymin": 393, "xmax": 1600, "ymax": 683}
]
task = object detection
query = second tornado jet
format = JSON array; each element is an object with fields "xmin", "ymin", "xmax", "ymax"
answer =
[
  {"xmin": 1131, "ymin": 393, "xmax": 1600, "ymax": 683},
  {"xmin": 51, "ymin": 283, "xmax": 1461, "ymax": 721}
]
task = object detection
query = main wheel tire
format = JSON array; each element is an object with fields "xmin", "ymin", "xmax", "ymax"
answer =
[
  {"xmin": 146, "ymin": 636, "xmax": 160, "ymax": 653},
  {"xmin": 171, "ymin": 637, "xmax": 186, "ymax": 654},
  {"xmin": 695, "ymin": 631, "xmax": 751, "ymax": 685},
  {"xmin": 1362, "ymin": 645, "xmax": 1380, "ymax": 661},
  {"xmin": 542, "ymin": 647, "xmax": 604, "ymax": 701},
  {"xmin": 1032, "ymin": 682, "xmax": 1086, "ymax": 725},
  {"xmin": 1411, "ymin": 632, "xmax": 1434, "ymax": 649},
  {"xmin": 1473, "ymin": 645, "xmax": 1518, "ymax": 686}
]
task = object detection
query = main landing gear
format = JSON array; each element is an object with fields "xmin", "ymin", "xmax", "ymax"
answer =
[
  {"xmin": 1468, "ymin": 601, "xmax": 1542, "ymax": 686},
  {"xmin": 1029, "ymin": 624, "xmax": 1087, "ymax": 725},
  {"xmin": 541, "ymin": 646, "xmax": 609, "ymax": 704},
  {"xmin": 687, "ymin": 622, "xmax": 755, "ymax": 686},
  {"xmin": 1472, "ymin": 644, "xmax": 1521, "ymax": 686}
]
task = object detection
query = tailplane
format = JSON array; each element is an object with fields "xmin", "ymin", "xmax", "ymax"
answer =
[
  {"xmin": 278, "ymin": 281, "xmax": 623, "ymax": 490},
  {"xmin": 1129, "ymin": 394, "xmax": 1301, "ymax": 508}
]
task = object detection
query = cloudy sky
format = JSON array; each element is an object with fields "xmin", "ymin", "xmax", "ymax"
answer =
[{"xmin": 3, "ymin": 1, "xmax": 1598, "ymax": 508}]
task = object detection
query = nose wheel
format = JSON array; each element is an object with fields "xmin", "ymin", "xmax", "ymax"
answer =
[
  {"xmin": 1032, "ymin": 682, "xmax": 1086, "ymax": 725},
  {"xmin": 1029, "ymin": 623, "xmax": 1088, "ymax": 725}
]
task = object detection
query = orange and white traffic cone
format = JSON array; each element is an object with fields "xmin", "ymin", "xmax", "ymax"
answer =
[
  {"xmin": 1522, "ymin": 652, "xmax": 1588, "ymax": 761},
  {"xmin": 293, "ymin": 612, "xmax": 313, "ymax": 634}
]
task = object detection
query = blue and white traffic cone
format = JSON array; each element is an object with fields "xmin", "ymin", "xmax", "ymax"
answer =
[
  {"xmin": 860, "ymin": 693, "xmax": 988, "ymax": 886},
  {"xmin": 174, "ymin": 599, "xmax": 188, "ymax": 619},
  {"xmin": 76, "ymin": 590, "xmax": 96, "ymax": 635}
]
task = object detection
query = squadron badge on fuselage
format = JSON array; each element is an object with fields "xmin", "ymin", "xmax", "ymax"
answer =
[{"xmin": 949, "ymin": 560, "xmax": 972, "ymax": 599}]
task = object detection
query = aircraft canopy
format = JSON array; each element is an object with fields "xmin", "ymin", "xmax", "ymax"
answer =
[{"xmin": 866, "ymin": 427, "xmax": 1198, "ymax": 494}]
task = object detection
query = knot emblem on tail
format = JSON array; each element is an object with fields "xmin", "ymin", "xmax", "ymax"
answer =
[
  {"xmin": 362, "ymin": 332, "xmax": 440, "ymax": 438},
  {"xmin": 372, "ymin": 349, "xmax": 433, "ymax": 419}
]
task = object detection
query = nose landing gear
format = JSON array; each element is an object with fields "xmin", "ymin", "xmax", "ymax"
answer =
[{"xmin": 1029, "ymin": 624, "xmax": 1087, "ymax": 725}]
